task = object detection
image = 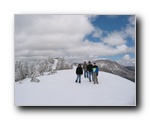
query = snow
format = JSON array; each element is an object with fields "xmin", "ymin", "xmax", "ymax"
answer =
[
  {"xmin": 51, "ymin": 58, "xmax": 58, "ymax": 70},
  {"xmin": 99, "ymin": 63, "xmax": 106, "ymax": 67},
  {"xmin": 15, "ymin": 66, "xmax": 136, "ymax": 106}
]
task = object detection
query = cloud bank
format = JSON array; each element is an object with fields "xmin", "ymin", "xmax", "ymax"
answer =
[{"xmin": 15, "ymin": 15, "xmax": 135, "ymax": 61}]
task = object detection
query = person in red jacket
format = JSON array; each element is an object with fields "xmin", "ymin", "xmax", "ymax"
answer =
[{"xmin": 75, "ymin": 64, "xmax": 83, "ymax": 83}]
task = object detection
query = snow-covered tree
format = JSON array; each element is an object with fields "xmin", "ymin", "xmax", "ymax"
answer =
[
  {"xmin": 15, "ymin": 57, "xmax": 73, "ymax": 82},
  {"xmin": 56, "ymin": 58, "xmax": 73, "ymax": 70},
  {"xmin": 15, "ymin": 61, "xmax": 28, "ymax": 82}
]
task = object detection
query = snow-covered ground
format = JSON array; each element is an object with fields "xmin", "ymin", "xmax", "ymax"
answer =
[{"xmin": 15, "ymin": 66, "xmax": 136, "ymax": 106}]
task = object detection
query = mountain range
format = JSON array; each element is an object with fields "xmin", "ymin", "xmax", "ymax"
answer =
[
  {"xmin": 15, "ymin": 57, "xmax": 135, "ymax": 82},
  {"xmin": 94, "ymin": 60, "xmax": 135, "ymax": 82}
]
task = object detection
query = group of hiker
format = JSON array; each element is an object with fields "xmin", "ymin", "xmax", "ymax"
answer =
[{"xmin": 75, "ymin": 61, "xmax": 99, "ymax": 84}]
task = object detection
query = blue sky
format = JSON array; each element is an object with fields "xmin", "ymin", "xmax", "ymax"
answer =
[
  {"xmin": 85, "ymin": 15, "xmax": 135, "ymax": 64},
  {"xmin": 92, "ymin": 15, "xmax": 129, "ymax": 31},
  {"xmin": 15, "ymin": 15, "xmax": 135, "ymax": 66}
]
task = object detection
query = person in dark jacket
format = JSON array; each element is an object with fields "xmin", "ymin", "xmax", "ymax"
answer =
[
  {"xmin": 87, "ymin": 61, "xmax": 93, "ymax": 82},
  {"xmin": 92, "ymin": 63, "xmax": 99, "ymax": 84},
  {"xmin": 75, "ymin": 64, "xmax": 83, "ymax": 83}
]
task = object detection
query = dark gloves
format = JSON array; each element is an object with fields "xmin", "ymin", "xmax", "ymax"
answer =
[{"xmin": 96, "ymin": 73, "xmax": 98, "ymax": 76}]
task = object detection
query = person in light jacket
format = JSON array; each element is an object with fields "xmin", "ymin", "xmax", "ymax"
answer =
[{"xmin": 92, "ymin": 63, "xmax": 99, "ymax": 84}]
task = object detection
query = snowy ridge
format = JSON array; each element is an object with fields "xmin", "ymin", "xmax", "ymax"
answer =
[
  {"xmin": 94, "ymin": 59, "xmax": 135, "ymax": 82},
  {"xmin": 15, "ymin": 66, "xmax": 136, "ymax": 106}
]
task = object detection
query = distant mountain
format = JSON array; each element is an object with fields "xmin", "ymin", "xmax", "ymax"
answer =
[
  {"xmin": 125, "ymin": 66, "xmax": 135, "ymax": 71},
  {"xmin": 94, "ymin": 60, "xmax": 135, "ymax": 82}
]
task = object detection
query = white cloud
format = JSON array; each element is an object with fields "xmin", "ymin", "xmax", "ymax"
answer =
[
  {"xmin": 15, "ymin": 15, "xmax": 135, "ymax": 61},
  {"xmin": 123, "ymin": 54, "xmax": 130, "ymax": 59},
  {"xmin": 117, "ymin": 54, "xmax": 135, "ymax": 66},
  {"xmin": 116, "ymin": 44, "xmax": 128, "ymax": 53},
  {"xmin": 124, "ymin": 25, "xmax": 135, "ymax": 40},
  {"xmin": 99, "ymin": 15, "xmax": 135, "ymax": 46},
  {"xmin": 16, "ymin": 15, "xmax": 94, "ymax": 35},
  {"xmin": 15, "ymin": 15, "xmax": 94, "ymax": 57},
  {"xmin": 128, "ymin": 15, "xmax": 135, "ymax": 26},
  {"xmin": 124, "ymin": 15, "xmax": 135, "ymax": 41},
  {"xmin": 102, "ymin": 31, "xmax": 126, "ymax": 46},
  {"xmin": 92, "ymin": 28, "xmax": 103, "ymax": 38}
]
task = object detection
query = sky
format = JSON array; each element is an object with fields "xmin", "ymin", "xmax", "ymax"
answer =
[{"xmin": 15, "ymin": 15, "xmax": 135, "ymax": 66}]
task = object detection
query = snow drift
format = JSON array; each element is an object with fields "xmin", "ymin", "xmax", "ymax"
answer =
[{"xmin": 15, "ymin": 66, "xmax": 136, "ymax": 106}]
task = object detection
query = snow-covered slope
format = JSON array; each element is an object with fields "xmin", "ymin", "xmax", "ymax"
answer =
[{"xmin": 15, "ymin": 66, "xmax": 136, "ymax": 106}]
